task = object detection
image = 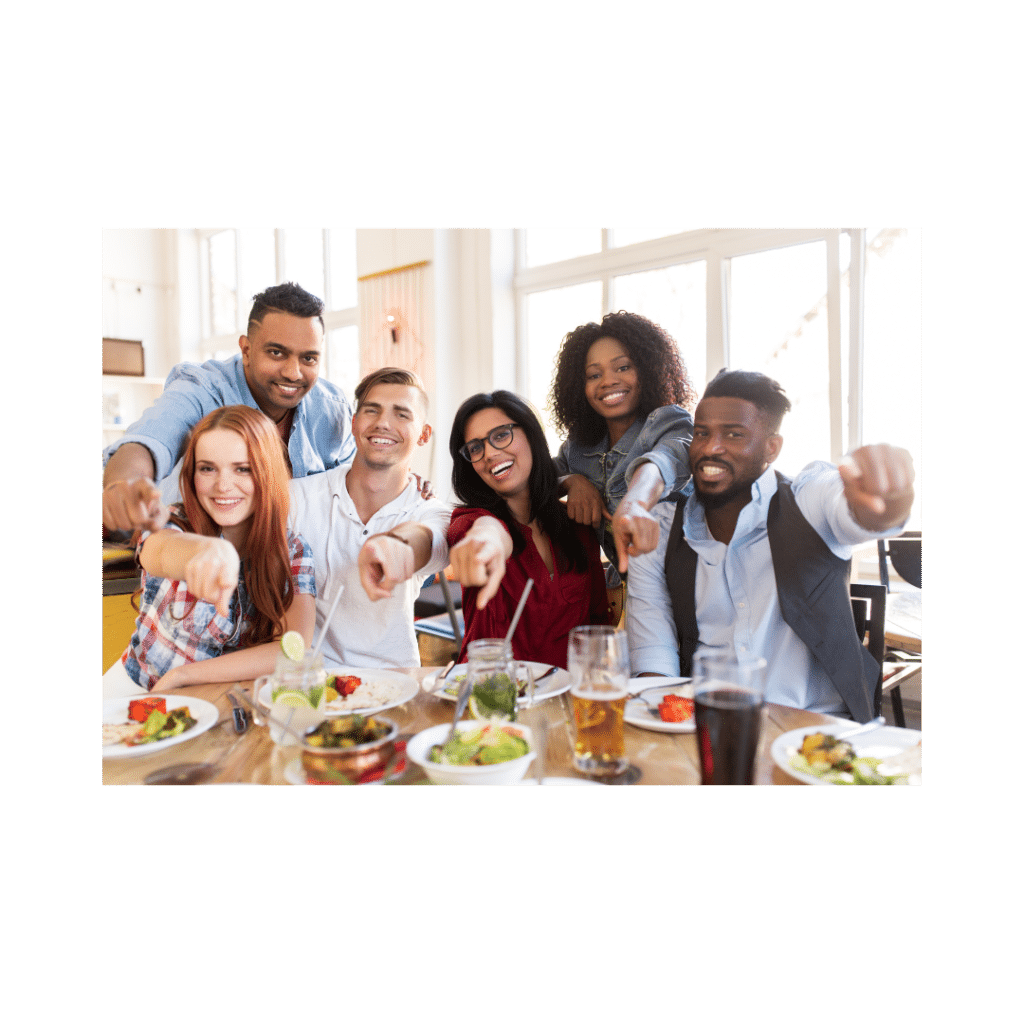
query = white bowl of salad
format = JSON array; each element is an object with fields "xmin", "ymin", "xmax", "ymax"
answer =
[{"xmin": 406, "ymin": 721, "xmax": 535, "ymax": 785}]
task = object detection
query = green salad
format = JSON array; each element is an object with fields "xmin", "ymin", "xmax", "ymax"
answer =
[
  {"xmin": 788, "ymin": 752, "xmax": 908, "ymax": 785},
  {"xmin": 430, "ymin": 724, "xmax": 529, "ymax": 766}
]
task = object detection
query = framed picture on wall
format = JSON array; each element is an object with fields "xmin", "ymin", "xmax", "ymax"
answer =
[{"xmin": 102, "ymin": 338, "xmax": 145, "ymax": 376}]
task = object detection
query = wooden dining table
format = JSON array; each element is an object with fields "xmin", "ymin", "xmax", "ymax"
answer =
[{"xmin": 102, "ymin": 667, "xmax": 848, "ymax": 786}]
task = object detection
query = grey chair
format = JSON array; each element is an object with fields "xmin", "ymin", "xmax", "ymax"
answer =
[
  {"xmin": 878, "ymin": 530, "xmax": 922, "ymax": 590},
  {"xmin": 850, "ymin": 583, "xmax": 888, "ymax": 720}
]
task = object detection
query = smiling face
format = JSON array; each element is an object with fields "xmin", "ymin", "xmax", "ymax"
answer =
[
  {"xmin": 690, "ymin": 396, "xmax": 782, "ymax": 509},
  {"xmin": 239, "ymin": 311, "xmax": 323, "ymax": 423},
  {"xmin": 193, "ymin": 428, "xmax": 256, "ymax": 541},
  {"xmin": 584, "ymin": 336, "xmax": 641, "ymax": 430},
  {"xmin": 464, "ymin": 406, "xmax": 532, "ymax": 503},
  {"xmin": 352, "ymin": 382, "xmax": 431, "ymax": 470}
]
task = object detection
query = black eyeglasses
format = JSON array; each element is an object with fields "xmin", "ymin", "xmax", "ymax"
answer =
[{"xmin": 459, "ymin": 423, "xmax": 518, "ymax": 463}]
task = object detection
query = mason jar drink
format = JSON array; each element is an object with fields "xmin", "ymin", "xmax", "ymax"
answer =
[
  {"xmin": 259, "ymin": 650, "xmax": 328, "ymax": 746},
  {"xmin": 464, "ymin": 639, "xmax": 528, "ymax": 721},
  {"xmin": 568, "ymin": 626, "xmax": 630, "ymax": 778}
]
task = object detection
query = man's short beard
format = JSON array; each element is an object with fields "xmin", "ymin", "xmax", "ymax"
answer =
[{"xmin": 694, "ymin": 480, "xmax": 752, "ymax": 510}]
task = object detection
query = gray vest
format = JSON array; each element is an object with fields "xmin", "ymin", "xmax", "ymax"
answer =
[{"xmin": 664, "ymin": 473, "xmax": 879, "ymax": 723}]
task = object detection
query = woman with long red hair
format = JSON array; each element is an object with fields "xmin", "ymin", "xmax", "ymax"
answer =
[{"xmin": 103, "ymin": 405, "xmax": 316, "ymax": 694}]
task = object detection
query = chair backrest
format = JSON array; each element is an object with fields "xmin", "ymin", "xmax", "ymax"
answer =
[
  {"xmin": 851, "ymin": 582, "xmax": 887, "ymax": 715},
  {"xmin": 878, "ymin": 530, "xmax": 922, "ymax": 590}
]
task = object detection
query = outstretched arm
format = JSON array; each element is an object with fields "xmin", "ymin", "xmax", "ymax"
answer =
[
  {"xmin": 448, "ymin": 515, "xmax": 514, "ymax": 610},
  {"xmin": 609, "ymin": 461, "xmax": 665, "ymax": 574},
  {"xmin": 838, "ymin": 444, "xmax": 915, "ymax": 533},
  {"xmin": 103, "ymin": 443, "xmax": 169, "ymax": 532},
  {"xmin": 358, "ymin": 523, "xmax": 435, "ymax": 601},
  {"xmin": 151, "ymin": 593, "xmax": 316, "ymax": 691}
]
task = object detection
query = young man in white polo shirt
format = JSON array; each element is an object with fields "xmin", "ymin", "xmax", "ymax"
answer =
[{"xmin": 288, "ymin": 367, "xmax": 451, "ymax": 669}]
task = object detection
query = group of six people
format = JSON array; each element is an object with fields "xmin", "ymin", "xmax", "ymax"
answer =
[{"xmin": 102, "ymin": 282, "xmax": 914, "ymax": 723}]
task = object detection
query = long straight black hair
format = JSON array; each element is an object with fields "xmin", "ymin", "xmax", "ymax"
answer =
[{"xmin": 449, "ymin": 391, "xmax": 589, "ymax": 573}]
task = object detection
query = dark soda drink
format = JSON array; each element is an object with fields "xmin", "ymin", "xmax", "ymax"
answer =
[{"xmin": 694, "ymin": 686, "xmax": 763, "ymax": 785}]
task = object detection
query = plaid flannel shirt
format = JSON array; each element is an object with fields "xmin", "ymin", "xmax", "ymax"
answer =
[{"xmin": 122, "ymin": 524, "xmax": 316, "ymax": 691}]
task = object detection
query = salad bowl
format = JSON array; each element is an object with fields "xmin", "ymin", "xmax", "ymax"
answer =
[{"xmin": 406, "ymin": 721, "xmax": 535, "ymax": 785}]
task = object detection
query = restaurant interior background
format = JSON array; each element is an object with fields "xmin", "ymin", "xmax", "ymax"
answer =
[{"xmin": 102, "ymin": 226, "xmax": 923, "ymax": 721}]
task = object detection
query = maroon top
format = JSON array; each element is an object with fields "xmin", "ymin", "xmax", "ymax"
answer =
[{"xmin": 448, "ymin": 507, "xmax": 611, "ymax": 669}]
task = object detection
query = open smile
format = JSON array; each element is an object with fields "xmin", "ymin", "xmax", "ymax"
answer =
[
  {"xmin": 696, "ymin": 460, "xmax": 730, "ymax": 483},
  {"xmin": 488, "ymin": 459, "xmax": 514, "ymax": 481},
  {"xmin": 597, "ymin": 389, "xmax": 630, "ymax": 406}
]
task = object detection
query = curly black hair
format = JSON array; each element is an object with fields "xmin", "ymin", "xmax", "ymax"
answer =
[
  {"xmin": 247, "ymin": 281, "xmax": 325, "ymax": 332},
  {"xmin": 449, "ymin": 391, "xmax": 588, "ymax": 573},
  {"xmin": 548, "ymin": 310, "xmax": 697, "ymax": 447}
]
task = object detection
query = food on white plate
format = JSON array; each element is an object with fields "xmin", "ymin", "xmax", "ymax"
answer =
[
  {"xmin": 322, "ymin": 674, "xmax": 399, "ymax": 712},
  {"xmin": 788, "ymin": 731, "xmax": 918, "ymax": 785},
  {"xmin": 429, "ymin": 723, "xmax": 529, "ymax": 766},
  {"xmin": 102, "ymin": 698, "xmax": 198, "ymax": 748}
]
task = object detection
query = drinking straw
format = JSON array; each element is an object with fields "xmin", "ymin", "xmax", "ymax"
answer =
[
  {"xmin": 310, "ymin": 584, "xmax": 345, "ymax": 662},
  {"xmin": 504, "ymin": 578, "xmax": 534, "ymax": 646}
]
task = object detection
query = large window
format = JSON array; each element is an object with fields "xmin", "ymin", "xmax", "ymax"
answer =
[
  {"xmin": 515, "ymin": 228, "xmax": 921, "ymax": 525},
  {"xmin": 198, "ymin": 228, "xmax": 358, "ymax": 391}
]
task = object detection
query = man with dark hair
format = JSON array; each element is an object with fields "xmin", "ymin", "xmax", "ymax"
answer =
[
  {"xmin": 103, "ymin": 282, "xmax": 355, "ymax": 533},
  {"xmin": 626, "ymin": 368, "xmax": 915, "ymax": 722},
  {"xmin": 288, "ymin": 368, "xmax": 450, "ymax": 669}
]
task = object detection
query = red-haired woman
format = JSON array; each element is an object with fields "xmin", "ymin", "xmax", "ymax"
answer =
[{"xmin": 103, "ymin": 405, "xmax": 316, "ymax": 694}]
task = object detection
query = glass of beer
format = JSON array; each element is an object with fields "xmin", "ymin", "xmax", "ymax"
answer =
[
  {"xmin": 692, "ymin": 652, "xmax": 767, "ymax": 785},
  {"xmin": 568, "ymin": 626, "xmax": 630, "ymax": 778}
]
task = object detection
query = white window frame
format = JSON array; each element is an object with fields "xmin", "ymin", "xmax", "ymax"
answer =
[
  {"xmin": 197, "ymin": 228, "xmax": 358, "ymax": 380},
  {"xmin": 513, "ymin": 228, "xmax": 870, "ymax": 464}
]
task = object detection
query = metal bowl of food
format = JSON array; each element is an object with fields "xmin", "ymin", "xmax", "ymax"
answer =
[{"xmin": 300, "ymin": 715, "xmax": 399, "ymax": 784}]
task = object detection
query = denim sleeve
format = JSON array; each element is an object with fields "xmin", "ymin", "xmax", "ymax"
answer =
[
  {"xmin": 624, "ymin": 405, "xmax": 694, "ymax": 495},
  {"xmin": 624, "ymin": 502, "xmax": 682, "ymax": 677},
  {"xmin": 552, "ymin": 439, "xmax": 570, "ymax": 478}
]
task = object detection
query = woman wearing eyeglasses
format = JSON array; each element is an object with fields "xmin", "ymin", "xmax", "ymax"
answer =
[{"xmin": 447, "ymin": 391, "xmax": 611, "ymax": 668}]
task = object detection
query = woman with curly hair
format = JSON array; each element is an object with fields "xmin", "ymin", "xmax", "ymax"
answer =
[
  {"xmin": 447, "ymin": 391, "xmax": 610, "ymax": 669},
  {"xmin": 549, "ymin": 310, "xmax": 697, "ymax": 582},
  {"xmin": 103, "ymin": 405, "xmax": 316, "ymax": 695}
]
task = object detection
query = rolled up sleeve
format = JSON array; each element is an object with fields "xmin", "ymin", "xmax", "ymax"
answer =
[
  {"xmin": 624, "ymin": 405, "xmax": 693, "ymax": 495},
  {"xmin": 624, "ymin": 502, "xmax": 682, "ymax": 677}
]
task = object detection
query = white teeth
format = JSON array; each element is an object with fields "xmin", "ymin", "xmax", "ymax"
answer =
[
  {"xmin": 491, "ymin": 460, "xmax": 513, "ymax": 476},
  {"xmin": 701, "ymin": 465, "xmax": 726, "ymax": 477},
  {"xmin": 370, "ymin": 437, "xmax": 396, "ymax": 446},
  {"xmin": 601, "ymin": 390, "xmax": 627, "ymax": 403}
]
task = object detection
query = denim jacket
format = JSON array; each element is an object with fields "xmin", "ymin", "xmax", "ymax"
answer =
[{"xmin": 553, "ymin": 404, "xmax": 693, "ymax": 581}]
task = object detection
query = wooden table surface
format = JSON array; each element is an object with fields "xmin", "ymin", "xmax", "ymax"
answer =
[
  {"xmin": 885, "ymin": 588, "xmax": 922, "ymax": 654},
  {"xmin": 102, "ymin": 668, "xmax": 847, "ymax": 786}
]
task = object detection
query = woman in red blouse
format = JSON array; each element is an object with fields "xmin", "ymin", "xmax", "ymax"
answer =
[{"xmin": 447, "ymin": 391, "xmax": 610, "ymax": 669}]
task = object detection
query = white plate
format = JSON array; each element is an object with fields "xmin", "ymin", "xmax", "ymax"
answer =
[
  {"xmin": 771, "ymin": 724, "xmax": 923, "ymax": 785},
  {"xmin": 624, "ymin": 678, "xmax": 695, "ymax": 733},
  {"xmin": 258, "ymin": 668, "xmax": 418, "ymax": 717},
  {"xmin": 425, "ymin": 661, "xmax": 570, "ymax": 706},
  {"xmin": 102, "ymin": 695, "xmax": 219, "ymax": 759}
]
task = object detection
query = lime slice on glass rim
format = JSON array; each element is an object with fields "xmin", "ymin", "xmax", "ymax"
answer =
[
  {"xmin": 280, "ymin": 630, "xmax": 306, "ymax": 662},
  {"xmin": 272, "ymin": 690, "xmax": 312, "ymax": 708}
]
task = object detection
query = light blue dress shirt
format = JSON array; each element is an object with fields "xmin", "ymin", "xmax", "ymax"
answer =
[
  {"xmin": 102, "ymin": 353, "xmax": 355, "ymax": 505},
  {"xmin": 626, "ymin": 462, "xmax": 905, "ymax": 715}
]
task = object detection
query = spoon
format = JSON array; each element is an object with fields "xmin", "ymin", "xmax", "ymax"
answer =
[{"xmin": 431, "ymin": 677, "xmax": 474, "ymax": 762}]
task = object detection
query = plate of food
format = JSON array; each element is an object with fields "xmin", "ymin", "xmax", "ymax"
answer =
[
  {"xmin": 772, "ymin": 724, "xmax": 923, "ymax": 785},
  {"xmin": 257, "ymin": 668, "xmax": 419, "ymax": 717},
  {"xmin": 425, "ymin": 661, "xmax": 570, "ymax": 706},
  {"xmin": 103, "ymin": 694, "xmax": 219, "ymax": 759},
  {"xmin": 624, "ymin": 678, "xmax": 696, "ymax": 733}
]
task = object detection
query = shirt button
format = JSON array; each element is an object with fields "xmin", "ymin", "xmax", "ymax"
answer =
[{"xmin": 738, "ymin": 602, "xmax": 745, "ymax": 608}]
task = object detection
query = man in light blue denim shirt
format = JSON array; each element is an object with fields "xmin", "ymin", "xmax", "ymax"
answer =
[{"xmin": 103, "ymin": 282, "xmax": 355, "ymax": 534}]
